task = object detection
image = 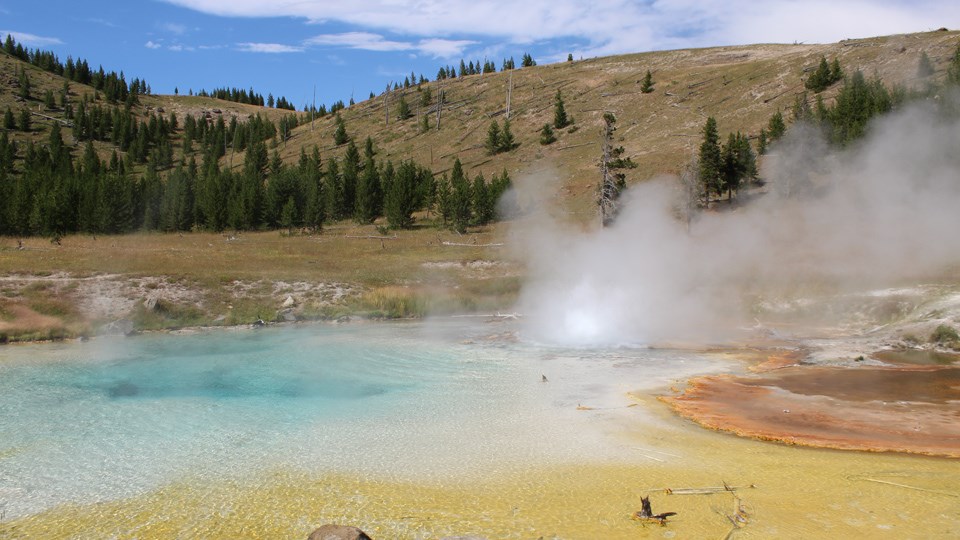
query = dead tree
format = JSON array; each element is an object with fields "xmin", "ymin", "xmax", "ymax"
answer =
[
  {"xmin": 598, "ymin": 112, "xmax": 627, "ymax": 227},
  {"xmin": 505, "ymin": 71, "xmax": 513, "ymax": 120},
  {"xmin": 677, "ymin": 151, "xmax": 703, "ymax": 232},
  {"xmin": 435, "ymin": 84, "xmax": 444, "ymax": 131},
  {"xmin": 384, "ymin": 83, "xmax": 391, "ymax": 126}
]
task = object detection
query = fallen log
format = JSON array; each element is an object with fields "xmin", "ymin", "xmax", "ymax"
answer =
[{"xmin": 441, "ymin": 241, "xmax": 504, "ymax": 247}]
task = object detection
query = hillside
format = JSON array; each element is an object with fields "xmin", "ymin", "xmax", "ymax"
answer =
[
  {"xmin": 3, "ymin": 29, "xmax": 959, "ymax": 220},
  {"xmin": 275, "ymin": 29, "xmax": 960, "ymax": 219},
  {"xmin": 2, "ymin": 29, "xmax": 960, "ymax": 341}
]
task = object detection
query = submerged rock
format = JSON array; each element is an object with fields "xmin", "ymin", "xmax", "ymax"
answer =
[{"xmin": 307, "ymin": 524, "xmax": 372, "ymax": 540}]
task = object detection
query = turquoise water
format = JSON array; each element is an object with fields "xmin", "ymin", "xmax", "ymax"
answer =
[{"xmin": 0, "ymin": 320, "xmax": 729, "ymax": 520}]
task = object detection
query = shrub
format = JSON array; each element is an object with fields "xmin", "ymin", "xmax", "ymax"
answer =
[{"xmin": 930, "ymin": 324, "xmax": 959, "ymax": 344}]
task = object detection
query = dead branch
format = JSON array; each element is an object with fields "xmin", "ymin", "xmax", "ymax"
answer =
[
  {"xmin": 632, "ymin": 496, "xmax": 677, "ymax": 526},
  {"xmin": 558, "ymin": 141, "xmax": 595, "ymax": 151},
  {"xmin": 344, "ymin": 235, "xmax": 399, "ymax": 240},
  {"xmin": 648, "ymin": 484, "xmax": 756, "ymax": 495},
  {"xmin": 441, "ymin": 241, "xmax": 504, "ymax": 247},
  {"xmin": 847, "ymin": 476, "xmax": 959, "ymax": 497},
  {"xmin": 30, "ymin": 111, "xmax": 73, "ymax": 127},
  {"xmin": 687, "ymin": 75, "xmax": 725, "ymax": 89}
]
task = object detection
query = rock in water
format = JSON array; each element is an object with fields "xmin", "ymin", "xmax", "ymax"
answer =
[{"xmin": 307, "ymin": 524, "xmax": 373, "ymax": 540}]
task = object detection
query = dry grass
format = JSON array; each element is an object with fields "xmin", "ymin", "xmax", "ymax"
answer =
[{"xmin": 0, "ymin": 223, "xmax": 520, "ymax": 339}]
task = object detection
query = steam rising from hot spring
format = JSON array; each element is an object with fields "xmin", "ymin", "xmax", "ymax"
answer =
[{"xmin": 510, "ymin": 100, "xmax": 960, "ymax": 346}]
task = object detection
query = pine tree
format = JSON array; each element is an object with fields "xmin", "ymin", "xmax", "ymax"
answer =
[
  {"xmin": 354, "ymin": 155, "xmax": 382, "ymax": 223},
  {"xmin": 3, "ymin": 107, "xmax": 14, "ymax": 130},
  {"xmin": 553, "ymin": 90, "xmax": 571, "ymax": 128},
  {"xmin": 364, "ymin": 136, "xmax": 376, "ymax": 159},
  {"xmin": 384, "ymin": 160, "xmax": 418, "ymax": 229},
  {"xmin": 449, "ymin": 158, "xmax": 472, "ymax": 233},
  {"xmin": 640, "ymin": 70, "xmax": 655, "ymax": 93},
  {"xmin": 325, "ymin": 157, "xmax": 344, "ymax": 220},
  {"xmin": 303, "ymin": 147, "xmax": 325, "ymax": 231},
  {"xmin": 17, "ymin": 69, "xmax": 30, "ymax": 100},
  {"xmin": 18, "ymin": 108, "xmax": 31, "ymax": 132},
  {"xmin": 521, "ymin": 53, "xmax": 536, "ymax": 67},
  {"xmin": 397, "ymin": 95, "xmax": 411, "ymax": 120},
  {"xmin": 485, "ymin": 120, "xmax": 502, "ymax": 155},
  {"xmin": 333, "ymin": 113, "xmax": 348, "ymax": 145},
  {"xmin": 720, "ymin": 132, "xmax": 755, "ymax": 200},
  {"xmin": 828, "ymin": 70, "xmax": 893, "ymax": 146},
  {"xmin": 767, "ymin": 110, "xmax": 786, "ymax": 140},
  {"xmin": 830, "ymin": 58, "xmax": 843, "ymax": 83},
  {"xmin": 499, "ymin": 119, "xmax": 515, "ymax": 151},
  {"xmin": 567, "ymin": 53, "xmax": 574, "ymax": 62},
  {"xmin": 540, "ymin": 123, "xmax": 556, "ymax": 145},
  {"xmin": 341, "ymin": 141, "xmax": 360, "ymax": 217},
  {"xmin": 757, "ymin": 128, "xmax": 768, "ymax": 155},
  {"xmin": 697, "ymin": 117, "xmax": 722, "ymax": 201},
  {"xmin": 805, "ymin": 56, "xmax": 831, "ymax": 92},
  {"xmin": 434, "ymin": 173, "xmax": 452, "ymax": 225},
  {"xmin": 472, "ymin": 173, "xmax": 495, "ymax": 225},
  {"xmin": 490, "ymin": 169, "xmax": 512, "ymax": 220},
  {"xmin": 279, "ymin": 196, "xmax": 296, "ymax": 232}
]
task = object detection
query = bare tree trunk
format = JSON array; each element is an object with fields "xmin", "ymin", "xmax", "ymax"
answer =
[
  {"xmin": 435, "ymin": 85, "xmax": 443, "ymax": 130},
  {"xmin": 598, "ymin": 114, "xmax": 616, "ymax": 227},
  {"xmin": 384, "ymin": 84, "xmax": 390, "ymax": 126},
  {"xmin": 678, "ymin": 153, "xmax": 701, "ymax": 233},
  {"xmin": 506, "ymin": 72, "xmax": 513, "ymax": 120}
]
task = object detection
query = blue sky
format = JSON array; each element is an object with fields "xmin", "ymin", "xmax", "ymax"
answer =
[{"xmin": 2, "ymin": 1, "xmax": 959, "ymax": 110}]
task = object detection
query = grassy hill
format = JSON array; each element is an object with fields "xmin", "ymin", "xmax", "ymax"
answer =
[
  {"xmin": 4, "ymin": 29, "xmax": 959, "ymax": 219},
  {"xmin": 274, "ymin": 29, "xmax": 959, "ymax": 220},
  {"xmin": 1, "ymin": 29, "xmax": 959, "ymax": 340}
]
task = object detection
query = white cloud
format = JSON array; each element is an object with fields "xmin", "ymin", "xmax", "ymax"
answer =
[
  {"xmin": 145, "ymin": 40, "xmax": 162, "ymax": 49},
  {"xmin": 303, "ymin": 32, "xmax": 475, "ymax": 58},
  {"xmin": 162, "ymin": 22, "xmax": 189, "ymax": 35},
  {"xmin": 160, "ymin": 0, "xmax": 960, "ymax": 57},
  {"xmin": 87, "ymin": 18, "xmax": 118, "ymax": 28},
  {"xmin": 415, "ymin": 38, "xmax": 477, "ymax": 58},
  {"xmin": 237, "ymin": 42, "xmax": 304, "ymax": 53},
  {"xmin": 0, "ymin": 30, "xmax": 63, "ymax": 47},
  {"xmin": 305, "ymin": 32, "xmax": 410, "ymax": 52}
]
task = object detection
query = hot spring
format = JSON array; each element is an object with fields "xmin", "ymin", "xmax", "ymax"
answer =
[{"xmin": 1, "ymin": 320, "xmax": 957, "ymax": 538}]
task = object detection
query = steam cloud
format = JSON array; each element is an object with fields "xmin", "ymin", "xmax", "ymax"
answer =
[{"xmin": 512, "ymin": 100, "xmax": 960, "ymax": 346}]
